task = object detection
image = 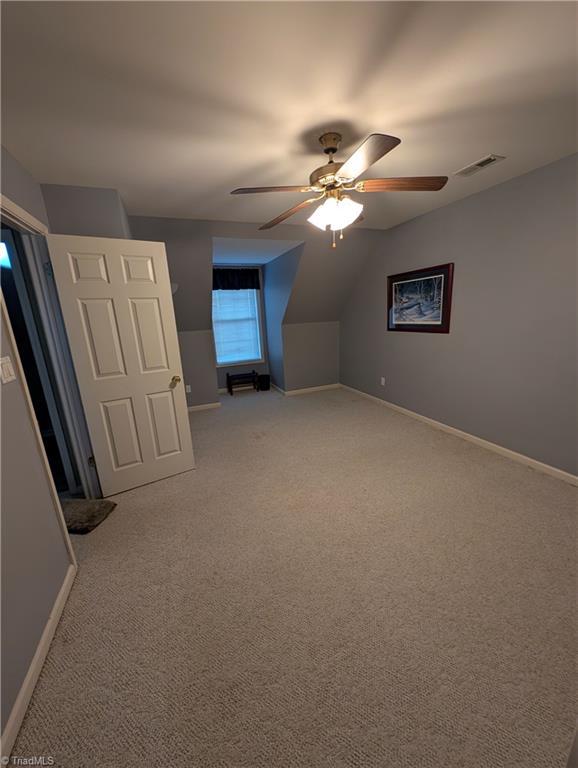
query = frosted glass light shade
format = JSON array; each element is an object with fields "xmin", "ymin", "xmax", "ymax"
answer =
[
  {"xmin": 329, "ymin": 197, "xmax": 363, "ymax": 231},
  {"xmin": 307, "ymin": 196, "xmax": 363, "ymax": 232},
  {"xmin": 308, "ymin": 197, "xmax": 338, "ymax": 230}
]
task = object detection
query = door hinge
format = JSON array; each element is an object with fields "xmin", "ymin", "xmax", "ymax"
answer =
[
  {"xmin": 87, "ymin": 455, "xmax": 96, "ymax": 468},
  {"xmin": 43, "ymin": 261, "xmax": 54, "ymax": 278}
]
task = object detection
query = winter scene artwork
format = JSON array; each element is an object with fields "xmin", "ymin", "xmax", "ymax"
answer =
[
  {"xmin": 392, "ymin": 274, "xmax": 444, "ymax": 324},
  {"xmin": 387, "ymin": 263, "xmax": 454, "ymax": 333}
]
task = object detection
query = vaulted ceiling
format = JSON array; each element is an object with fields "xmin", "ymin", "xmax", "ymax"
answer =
[{"xmin": 2, "ymin": 2, "xmax": 576, "ymax": 230}]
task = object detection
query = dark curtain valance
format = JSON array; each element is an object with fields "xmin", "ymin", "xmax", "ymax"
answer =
[{"xmin": 213, "ymin": 268, "xmax": 260, "ymax": 291}]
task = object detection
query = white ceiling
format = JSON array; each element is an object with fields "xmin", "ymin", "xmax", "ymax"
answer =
[
  {"xmin": 212, "ymin": 237, "xmax": 302, "ymax": 265},
  {"xmin": 1, "ymin": 2, "xmax": 576, "ymax": 231}
]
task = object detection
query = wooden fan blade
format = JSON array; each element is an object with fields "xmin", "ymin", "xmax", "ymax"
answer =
[
  {"xmin": 258, "ymin": 197, "xmax": 322, "ymax": 230},
  {"xmin": 335, "ymin": 134, "xmax": 401, "ymax": 182},
  {"xmin": 356, "ymin": 176, "xmax": 448, "ymax": 192},
  {"xmin": 231, "ymin": 185, "xmax": 313, "ymax": 195}
]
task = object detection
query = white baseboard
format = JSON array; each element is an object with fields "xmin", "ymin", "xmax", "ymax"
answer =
[
  {"xmin": 280, "ymin": 383, "xmax": 341, "ymax": 397},
  {"xmin": 188, "ymin": 402, "xmax": 221, "ymax": 412},
  {"xmin": 1, "ymin": 563, "xmax": 77, "ymax": 759},
  {"xmin": 341, "ymin": 385, "xmax": 578, "ymax": 487}
]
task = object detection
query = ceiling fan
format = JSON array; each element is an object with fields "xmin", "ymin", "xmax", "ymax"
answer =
[{"xmin": 231, "ymin": 132, "xmax": 448, "ymax": 245}]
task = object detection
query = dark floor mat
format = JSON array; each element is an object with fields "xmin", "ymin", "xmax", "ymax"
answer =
[{"xmin": 61, "ymin": 498, "xmax": 116, "ymax": 534}]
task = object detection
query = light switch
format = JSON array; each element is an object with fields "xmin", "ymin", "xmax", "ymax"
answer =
[{"xmin": 0, "ymin": 356, "xmax": 16, "ymax": 384}]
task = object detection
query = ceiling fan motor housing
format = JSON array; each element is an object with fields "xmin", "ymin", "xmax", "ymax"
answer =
[{"xmin": 309, "ymin": 161, "xmax": 345, "ymax": 188}]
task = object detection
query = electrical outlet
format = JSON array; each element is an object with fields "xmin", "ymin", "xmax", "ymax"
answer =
[
  {"xmin": 380, "ymin": 377, "xmax": 385, "ymax": 386},
  {"xmin": 185, "ymin": 384, "xmax": 191, "ymax": 394}
]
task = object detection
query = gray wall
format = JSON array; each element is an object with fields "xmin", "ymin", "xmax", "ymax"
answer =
[
  {"xmin": 41, "ymin": 184, "xmax": 132, "ymax": 239},
  {"xmin": 283, "ymin": 321, "xmax": 340, "ymax": 391},
  {"xmin": 129, "ymin": 216, "xmax": 213, "ymax": 332},
  {"xmin": 129, "ymin": 217, "xmax": 215, "ymax": 405},
  {"xmin": 262, "ymin": 245, "xmax": 303, "ymax": 390},
  {"xmin": 1, "ymin": 146, "xmax": 48, "ymax": 226},
  {"xmin": 130, "ymin": 215, "xmax": 378, "ymax": 330},
  {"xmin": 340, "ymin": 154, "xmax": 577, "ymax": 474},
  {"xmin": 283, "ymin": 228, "xmax": 380, "ymax": 324},
  {"xmin": 1, "ymin": 312, "xmax": 72, "ymax": 731},
  {"xmin": 0, "ymin": 151, "xmax": 132, "ymax": 240},
  {"xmin": 129, "ymin": 216, "xmax": 377, "ymax": 397},
  {"xmin": 178, "ymin": 330, "xmax": 218, "ymax": 407}
]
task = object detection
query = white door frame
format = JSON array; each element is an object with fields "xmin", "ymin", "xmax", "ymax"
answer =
[
  {"xmin": 3, "ymin": 228, "xmax": 79, "ymax": 494},
  {"xmin": 0, "ymin": 194, "xmax": 48, "ymax": 236},
  {"xmin": 1, "ymin": 194, "xmax": 101, "ymax": 497},
  {"xmin": 20, "ymin": 234, "xmax": 101, "ymax": 497}
]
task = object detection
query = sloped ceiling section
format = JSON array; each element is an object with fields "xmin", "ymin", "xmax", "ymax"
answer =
[
  {"xmin": 283, "ymin": 228, "xmax": 383, "ymax": 324},
  {"xmin": 213, "ymin": 237, "xmax": 303, "ymax": 265},
  {"xmin": 129, "ymin": 217, "xmax": 380, "ymax": 331}
]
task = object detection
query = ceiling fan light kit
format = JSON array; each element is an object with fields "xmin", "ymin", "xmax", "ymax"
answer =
[
  {"xmin": 231, "ymin": 131, "xmax": 449, "ymax": 245},
  {"xmin": 307, "ymin": 195, "xmax": 364, "ymax": 232}
]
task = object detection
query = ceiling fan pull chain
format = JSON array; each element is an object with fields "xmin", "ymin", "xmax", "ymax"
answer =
[{"xmin": 332, "ymin": 230, "xmax": 336, "ymax": 249}]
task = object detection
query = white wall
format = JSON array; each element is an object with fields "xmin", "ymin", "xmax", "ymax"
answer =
[{"xmin": 129, "ymin": 216, "xmax": 375, "ymax": 400}]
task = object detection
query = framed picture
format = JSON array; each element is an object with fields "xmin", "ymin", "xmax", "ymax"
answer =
[{"xmin": 387, "ymin": 263, "xmax": 454, "ymax": 333}]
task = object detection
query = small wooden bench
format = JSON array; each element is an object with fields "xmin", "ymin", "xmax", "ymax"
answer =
[{"xmin": 226, "ymin": 370, "xmax": 258, "ymax": 395}]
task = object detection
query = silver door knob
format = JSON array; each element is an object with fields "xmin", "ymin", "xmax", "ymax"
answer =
[{"xmin": 169, "ymin": 375, "xmax": 182, "ymax": 389}]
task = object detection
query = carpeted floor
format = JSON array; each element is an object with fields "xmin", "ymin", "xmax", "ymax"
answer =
[{"xmin": 13, "ymin": 388, "xmax": 576, "ymax": 767}]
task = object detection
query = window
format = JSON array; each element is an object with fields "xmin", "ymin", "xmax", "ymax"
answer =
[
  {"xmin": 0, "ymin": 242, "xmax": 12, "ymax": 269},
  {"xmin": 212, "ymin": 288, "xmax": 263, "ymax": 365}
]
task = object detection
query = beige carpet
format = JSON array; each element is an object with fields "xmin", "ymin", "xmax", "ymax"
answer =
[{"xmin": 13, "ymin": 388, "xmax": 576, "ymax": 767}]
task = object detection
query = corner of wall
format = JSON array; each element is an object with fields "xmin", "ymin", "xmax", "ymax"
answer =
[
  {"xmin": 1, "ymin": 146, "xmax": 49, "ymax": 227},
  {"xmin": 262, "ymin": 243, "xmax": 304, "ymax": 390}
]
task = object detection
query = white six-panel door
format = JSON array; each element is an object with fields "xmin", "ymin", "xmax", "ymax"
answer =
[{"xmin": 47, "ymin": 235, "xmax": 194, "ymax": 496}]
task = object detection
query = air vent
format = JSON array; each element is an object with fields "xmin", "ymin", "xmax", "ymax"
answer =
[{"xmin": 454, "ymin": 154, "xmax": 506, "ymax": 177}]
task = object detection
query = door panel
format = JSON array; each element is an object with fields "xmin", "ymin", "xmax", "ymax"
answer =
[
  {"xmin": 130, "ymin": 298, "xmax": 169, "ymax": 372},
  {"xmin": 69, "ymin": 251, "xmax": 110, "ymax": 283},
  {"xmin": 101, "ymin": 397, "xmax": 143, "ymax": 469},
  {"xmin": 122, "ymin": 254, "xmax": 156, "ymax": 283},
  {"xmin": 47, "ymin": 235, "xmax": 194, "ymax": 496},
  {"xmin": 79, "ymin": 299, "xmax": 126, "ymax": 378},
  {"xmin": 146, "ymin": 391, "xmax": 181, "ymax": 458}
]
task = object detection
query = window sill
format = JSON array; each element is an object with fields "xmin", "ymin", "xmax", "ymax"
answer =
[{"xmin": 216, "ymin": 359, "xmax": 265, "ymax": 369}]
